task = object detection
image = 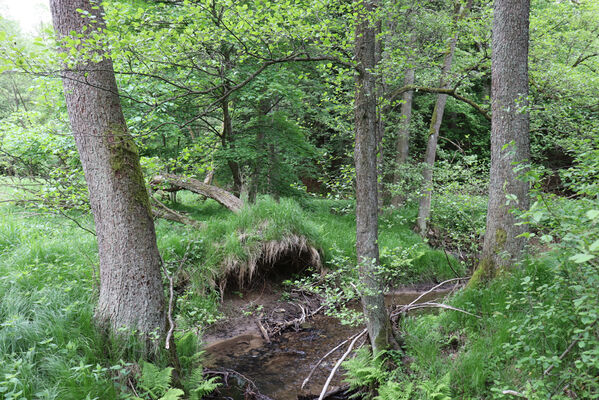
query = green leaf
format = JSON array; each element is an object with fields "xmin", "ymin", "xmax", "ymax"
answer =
[
  {"xmin": 589, "ymin": 239, "xmax": 599, "ymax": 252},
  {"xmin": 569, "ymin": 253, "xmax": 595, "ymax": 264},
  {"xmin": 585, "ymin": 210, "xmax": 599, "ymax": 220}
]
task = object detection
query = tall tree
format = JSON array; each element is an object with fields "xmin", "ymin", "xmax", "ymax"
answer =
[
  {"xmin": 472, "ymin": 0, "xmax": 530, "ymax": 283},
  {"xmin": 391, "ymin": 67, "xmax": 415, "ymax": 207},
  {"xmin": 416, "ymin": 0, "xmax": 472, "ymax": 234},
  {"xmin": 49, "ymin": 0, "xmax": 166, "ymax": 346},
  {"xmin": 354, "ymin": 0, "xmax": 393, "ymax": 353}
]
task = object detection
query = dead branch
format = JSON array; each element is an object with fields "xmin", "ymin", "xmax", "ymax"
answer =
[
  {"xmin": 400, "ymin": 302, "xmax": 480, "ymax": 318},
  {"xmin": 301, "ymin": 329, "xmax": 363, "ymax": 390},
  {"xmin": 151, "ymin": 196, "xmax": 202, "ymax": 227},
  {"xmin": 265, "ymin": 305, "xmax": 324, "ymax": 337},
  {"xmin": 150, "ymin": 173, "xmax": 243, "ymax": 212},
  {"xmin": 407, "ymin": 277, "xmax": 468, "ymax": 308},
  {"xmin": 256, "ymin": 318, "xmax": 271, "ymax": 344},
  {"xmin": 318, "ymin": 328, "xmax": 368, "ymax": 400},
  {"xmin": 543, "ymin": 337, "xmax": 580, "ymax": 376},
  {"xmin": 502, "ymin": 390, "xmax": 528, "ymax": 398}
]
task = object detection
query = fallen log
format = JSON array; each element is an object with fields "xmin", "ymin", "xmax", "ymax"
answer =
[{"xmin": 151, "ymin": 173, "xmax": 243, "ymax": 213}]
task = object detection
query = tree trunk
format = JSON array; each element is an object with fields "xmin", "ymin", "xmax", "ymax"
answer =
[
  {"xmin": 222, "ymin": 97, "xmax": 243, "ymax": 197},
  {"xmin": 471, "ymin": 0, "xmax": 530, "ymax": 284},
  {"xmin": 354, "ymin": 0, "xmax": 393, "ymax": 354},
  {"xmin": 416, "ymin": 1, "xmax": 472, "ymax": 235},
  {"xmin": 391, "ymin": 67, "xmax": 415, "ymax": 207},
  {"xmin": 49, "ymin": 0, "xmax": 165, "ymax": 345}
]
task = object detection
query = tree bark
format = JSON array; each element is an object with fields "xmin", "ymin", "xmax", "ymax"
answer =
[
  {"xmin": 417, "ymin": 1, "xmax": 471, "ymax": 235},
  {"xmin": 151, "ymin": 173, "xmax": 243, "ymax": 212},
  {"xmin": 471, "ymin": 0, "xmax": 530, "ymax": 284},
  {"xmin": 391, "ymin": 67, "xmax": 415, "ymax": 207},
  {"xmin": 222, "ymin": 97, "xmax": 243, "ymax": 197},
  {"xmin": 354, "ymin": 0, "xmax": 393, "ymax": 354},
  {"xmin": 49, "ymin": 0, "xmax": 165, "ymax": 344}
]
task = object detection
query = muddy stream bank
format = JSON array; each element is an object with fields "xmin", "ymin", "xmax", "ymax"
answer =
[{"xmin": 202, "ymin": 285, "xmax": 454, "ymax": 399}]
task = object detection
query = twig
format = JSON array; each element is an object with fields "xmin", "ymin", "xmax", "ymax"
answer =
[
  {"xmin": 162, "ymin": 262, "xmax": 176, "ymax": 350},
  {"xmin": 128, "ymin": 377, "xmax": 140, "ymax": 398},
  {"xmin": 301, "ymin": 330, "xmax": 364, "ymax": 390},
  {"xmin": 442, "ymin": 248, "xmax": 460, "ymax": 278},
  {"xmin": 267, "ymin": 305, "xmax": 324, "ymax": 336},
  {"xmin": 407, "ymin": 277, "xmax": 467, "ymax": 308},
  {"xmin": 161, "ymin": 241, "xmax": 191, "ymax": 349},
  {"xmin": 256, "ymin": 318, "xmax": 271, "ymax": 344},
  {"xmin": 543, "ymin": 338, "xmax": 579, "ymax": 376},
  {"xmin": 318, "ymin": 328, "xmax": 368, "ymax": 400},
  {"xmin": 502, "ymin": 390, "xmax": 527, "ymax": 398},
  {"xmin": 400, "ymin": 302, "xmax": 480, "ymax": 318}
]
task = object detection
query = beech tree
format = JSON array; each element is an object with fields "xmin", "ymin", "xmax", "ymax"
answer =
[
  {"xmin": 49, "ymin": 0, "xmax": 166, "ymax": 346},
  {"xmin": 354, "ymin": 0, "xmax": 393, "ymax": 353},
  {"xmin": 472, "ymin": 0, "xmax": 530, "ymax": 283}
]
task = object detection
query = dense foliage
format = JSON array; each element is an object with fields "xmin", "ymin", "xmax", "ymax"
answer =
[{"xmin": 0, "ymin": 0, "xmax": 597, "ymax": 398}]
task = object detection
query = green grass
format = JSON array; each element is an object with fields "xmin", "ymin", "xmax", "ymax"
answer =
[
  {"xmin": 160, "ymin": 194, "xmax": 463, "ymax": 294},
  {"xmin": 0, "ymin": 183, "xmax": 465, "ymax": 399}
]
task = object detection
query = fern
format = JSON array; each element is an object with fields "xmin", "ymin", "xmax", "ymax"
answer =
[
  {"xmin": 375, "ymin": 381, "xmax": 413, "ymax": 400},
  {"xmin": 343, "ymin": 348, "xmax": 387, "ymax": 390},
  {"xmin": 138, "ymin": 361, "xmax": 173, "ymax": 399},
  {"xmin": 186, "ymin": 367, "xmax": 221, "ymax": 400},
  {"xmin": 417, "ymin": 373, "xmax": 451, "ymax": 400},
  {"xmin": 159, "ymin": 388, "xmax": 185, "ymax": 400}
]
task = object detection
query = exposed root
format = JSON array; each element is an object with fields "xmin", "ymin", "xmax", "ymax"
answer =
[{"xmin": 220, "ymin": 234, "xmax": 322, "ymax": 294}]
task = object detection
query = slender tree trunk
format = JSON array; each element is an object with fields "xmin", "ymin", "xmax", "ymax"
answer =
[
  {"xmin": 375, "ymin": 20, "xmax": 386, "ymax": 208},
  {"xmin": 222, "ymin": 98, "xmax": 242, "ymax": 197},
  {"xmin": 416, "ymin": 1, "xmax": 472, "ymax": 234},
  {"xmin": 471, "ymin": 0, "xmax": 530, "ymax": 284},
  {"xmin": 354, "ymin": 0, "xmax": 393, "ymax": 354},
  {"xmin": 50, "ymin": 0, "xmax": 165, "ymax": 346},
  {"xmin": 391, "ymin": 67, "xmax": 415, "ymax": 207}
]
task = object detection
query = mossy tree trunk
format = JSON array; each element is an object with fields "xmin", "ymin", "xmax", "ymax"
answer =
[
  {"xmin": 50, "ymin": 0, "xmax": 166, "ymax": 348},
  {"xmin": 471, "ymin": 0, "xmax": 530, "ymax": 284},
  {"xmin": 354, "ymin": 0, "xmax": 393, "ymax": 354}
]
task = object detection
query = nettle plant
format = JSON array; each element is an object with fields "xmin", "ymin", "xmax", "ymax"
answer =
[{"xmin": 499, "ymin": 150, "xmax": 599, "ymax": 398}]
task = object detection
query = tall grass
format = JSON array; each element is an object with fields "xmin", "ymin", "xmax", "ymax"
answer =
[{"xmin": 0, "ymin": 206, "xmax": 119, "ymax": 399}]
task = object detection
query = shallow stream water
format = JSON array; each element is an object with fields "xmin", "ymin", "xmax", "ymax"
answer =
[{"xmin": 204, "ymin": 288, "xmax": 452, "ymax": 399}]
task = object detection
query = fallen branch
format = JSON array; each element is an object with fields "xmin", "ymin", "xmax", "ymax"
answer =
[
  {"xmin": 400, "ymin": 302, "xmax": 480, "ymax": 318},
  {"xmin": 256, "ymin": 318, "xmax": 271, "ymax": 344},
  {"xmin": 407, "ymin": 277, "xmax": 468, "ymax": 308},
  {"xmin": 151, "ymin": 173, "xmax": 243, "ymax": 212},
  {"xmin": 502, "ymin": 390, "xmax": 527, "ymax": 398},
  {"xmin": 543, "ymin": 337, "xmax": 579, "ymax": 376},
  {"xmin": 264, "ymin": 305, "xmax": 324, "ymax": 337},
  {"xmin": 151, "ymin": 196, "xmax": 202, "ymax": 227},
  {"xmin": 301, "ymin": 330, "xmax": 362, "ymax": 390},
  {"xmin": 318, "ymin": 328, "xmax": 368, "ymax": 400}
]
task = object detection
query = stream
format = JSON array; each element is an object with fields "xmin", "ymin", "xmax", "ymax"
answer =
[{"xmin": 203, "ymin": 288, "xmax": 452, "ymax": 399}]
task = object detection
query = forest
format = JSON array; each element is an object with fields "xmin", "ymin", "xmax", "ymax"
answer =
[{"xmin": 0, "ymin": 0, "xmax": 598, "ymax": 398}]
